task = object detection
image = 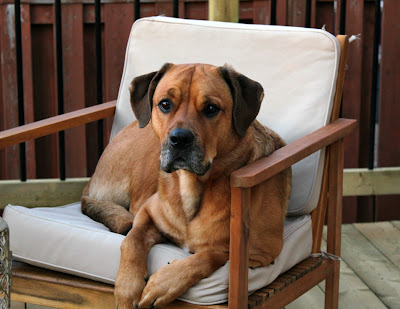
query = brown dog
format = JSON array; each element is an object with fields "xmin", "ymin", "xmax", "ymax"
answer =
[{"xmin": 81, "ymin": 63, "xmax": 291, "ymax": 308}]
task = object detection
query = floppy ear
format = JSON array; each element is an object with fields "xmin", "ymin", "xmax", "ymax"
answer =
[
  {"xmin": 129, "ymin": 63, "xmax": 172, "ymax": 128},
  {"xmin": 219, "ymin": 65, "xmax": 264, "ymax": 137}
]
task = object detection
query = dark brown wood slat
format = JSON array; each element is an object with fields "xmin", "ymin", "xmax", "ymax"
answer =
[
  {"xmin": 103, "ymin": 4, "xmax": 133, "ymax": 145},
  {"xmin": 376, "ymin": 0, "xmax": 400, "ymax": 221},
  {"xmin": 247, "ymin": 297, "xmax": 258, "ymax": 309},
  {"xmin": 251, "ymin": 0, "xmax": 268, "ymax": 24},
  {"xmin": 294, "ymin": 264, "xmax": 314, "ymax": 274},
  {"xmin": 248, "ymin": 293, "xmax": 263, "ymax": 305},
  {"xmin": 21, "ymin": 4, "xmax": 37, "ymax": 179},
  {"xmin": 279, "ymin": 274, "xmax": 296, "ymax": 284},
  {"xmin": 274, "ymin": 275, "xmax": 291, "ymax": 288},
  {"xmin": 0, "ymin": 5, "xmax": 20, "ymax": 179},
  {"xmin": 0, "ymin": 101, "xmax": 116, "ymax": 149},
  {"xmin": 357, "ymin": 1, "xmax": 377, "ymax": 222},
  {"xmin": 300, "ymin": 257, "xmax": 323, "ymax": 267},
  {"xmin": 251, "ymin": 291, "xmax": 268, "ymax": 302},
  {"xmin": 341, "ymin": 0, "xmax": 364, "ymax": 169},
  {"xmin": 276, "ymin": 0, "xmax": 288, "ymax": 25},
  {"xmin": 272, "ymin": 278, "xmax": 288, "ymax": 290},
  {"xmin": 32, "ymin": 23, "xmax": 59, "ymax": 179},
  {"xmin": 268, "ymin": 282, "xmax": 286, "ymax": 292},
  {"xmin": 341, "ymin": 0, "xmax": 365, "ymax": 224},
  {"xmin": 62, "ymin": 3, "xmax": 87, "ymax": 178},
  {"xmin": 287, "ymin": 0, "xmax": 306, "ymax": 26},
  {"xmin": 285, "ymin": 269, "xmax": 304, "ymax": 280},
  {"xmin": 257, "ymin": 287, "xmax": 275, "ymax": 298}
]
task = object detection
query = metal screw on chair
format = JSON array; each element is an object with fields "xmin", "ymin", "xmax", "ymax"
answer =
[{"xmin": 0, "ymin": 218, "xmax": 11, "ymax": 309}]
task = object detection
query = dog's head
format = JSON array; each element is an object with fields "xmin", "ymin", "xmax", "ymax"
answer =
[{"xmin": 129, "ymin": 63, "xmax": 264, "ymax": 176}]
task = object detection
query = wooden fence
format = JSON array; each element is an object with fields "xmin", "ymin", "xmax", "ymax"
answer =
[{"xmin": 0, "ymin": 0, "xmax": 399, "ymax": 222}]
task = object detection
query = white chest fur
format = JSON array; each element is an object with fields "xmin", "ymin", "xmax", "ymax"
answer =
[{"xmin": 177, "ymin": 170, "xmax": 203, "ymax": 221}]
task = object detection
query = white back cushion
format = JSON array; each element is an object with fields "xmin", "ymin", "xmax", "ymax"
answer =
[{"xmin": 110, "ymin": 16, "xmax": 340, "ymax": 216}]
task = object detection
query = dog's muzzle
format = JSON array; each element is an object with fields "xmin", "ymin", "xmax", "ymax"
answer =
[{"xmin": 160, "ymin": 128, "xmax": 211, "ymax": 176}]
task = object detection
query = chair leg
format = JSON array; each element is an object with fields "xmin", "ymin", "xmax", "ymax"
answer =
[
  {"xmin": 325, "ymin": 139, "xmax": 344, "ymax": 309},
  {"xmin": 324, "ymin": 260, "xmax": 340, "ymax": 309}
]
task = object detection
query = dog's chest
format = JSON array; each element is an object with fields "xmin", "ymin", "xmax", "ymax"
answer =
[
  {"xmin": 156, "ymin": 172, "xmax": 231, "ymax": 252},
  {"xmin": 181, "ymin": 176, "xmax": 231, "ymax": 252},
  {"xmin": 177, "ymin": 171, "xmax": 203, "ymax": 221}
]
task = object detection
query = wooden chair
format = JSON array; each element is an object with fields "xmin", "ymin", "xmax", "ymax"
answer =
[{"xmin": 0, "ymin": 17, "xmax": 356, "ymax": 309}]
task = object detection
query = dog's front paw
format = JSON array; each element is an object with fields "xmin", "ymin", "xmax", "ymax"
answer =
[
  {"xmin": 138, "ymin": 266, "xmax": 187, "ymax": 308},
  {"xmin": 115, "ymin": 272, "xmax": 146, "ymax": 309}
]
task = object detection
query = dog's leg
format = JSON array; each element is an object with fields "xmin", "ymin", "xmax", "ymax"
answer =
[
  {"xmin": 115, "ymin": 200, "xmax": 165, "ymax": 309},
  {"xmin": 81, "ymin": 196, "xmax": 134, "ymax": 235},
  {"xmin": 138, "ymin": 250, "xmax": 229, "ymax": 308}
]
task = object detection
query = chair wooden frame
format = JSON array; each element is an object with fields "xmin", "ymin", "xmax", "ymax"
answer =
[{"xmin": 0, "ymin": 35, "xmax": 355, "ymax": 309}]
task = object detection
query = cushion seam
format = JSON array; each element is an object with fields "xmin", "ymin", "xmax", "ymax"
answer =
[{"xmin": 5, "ymin": 205, "xmax": 116, "ymax": 236}]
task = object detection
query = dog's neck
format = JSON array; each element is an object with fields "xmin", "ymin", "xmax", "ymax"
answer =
[{"xmin": 176, "ymin": 170, "xmax": 203, "ymax": 221}]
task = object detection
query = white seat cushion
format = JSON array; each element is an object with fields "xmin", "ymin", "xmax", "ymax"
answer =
[
  {"xmin": 4, "ymin": 203, "xmax": 312, "ymax": 305},
  {"xmin": 111, "ymin": 16, "xmax": 340, "ymax": 216}
]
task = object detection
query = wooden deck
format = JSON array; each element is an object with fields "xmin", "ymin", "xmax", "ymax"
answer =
[
  {"xmin": 287, "ymin": 221, "xmax": 400, "ymax": 309},
  {"xmin": 11, "ymin": 221, "xmax": 400, "ymax": 309}
]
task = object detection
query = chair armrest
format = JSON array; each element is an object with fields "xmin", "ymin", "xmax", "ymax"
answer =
[
  {"xmin": 230, "ymin": 118, "xmax": 357, "ymax": 188},
  {"xmin": 228, "ymin": 119, "xmax": 356, "ymax": 308},
  {"xmin": 0, "ymin": 101, "xmax": 116, "ymax": 149}
]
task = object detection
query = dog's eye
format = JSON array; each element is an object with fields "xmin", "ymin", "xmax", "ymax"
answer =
[
  {"xmin": 158, "ymin": 100, "xmax": 173, "ymax": 113},
  {"xmin": 203, "ymin": 104, "xmax": 220, "ymax": 118}
]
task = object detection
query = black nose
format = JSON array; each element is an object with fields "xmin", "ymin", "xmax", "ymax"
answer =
[{"xmin": 169, "ymin": 128, "xmax": 195, "ymax": 149}]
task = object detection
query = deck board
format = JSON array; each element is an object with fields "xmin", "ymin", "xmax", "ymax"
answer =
[
  {"xmin": 390, "ymin": 220, "xmax": 400, "ymax": 230},
  {"xmin": 320, "ymin": 238, "xmax": 387, "ymax": 309},
  {"xmin": 355, "ymin": 221, "xmax": 400, "ymax": 269},
  {"xmin": 285, "ymin": 286, "xmax": 325, "ymax": 309},
  {"xmin": 286, "ymin": 235, "xmax": 388, "ymax": 309},
  {"xmin": 339, "ymin": 224, "xmax": 400, "ymax": 309}
]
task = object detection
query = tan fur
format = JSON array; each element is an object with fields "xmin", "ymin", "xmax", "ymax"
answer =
[{"xmin": 81, "ymin": 64, "xmax": 291, "ymax": 308}]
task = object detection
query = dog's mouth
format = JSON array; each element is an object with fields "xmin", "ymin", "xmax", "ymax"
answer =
[
  {"xmin": 174, "ymin": 157, "xmax": 187, "ymax": 165},
  {"xmin": 160, "ymin": 143, "xmax": 211, "ymax": 176}
]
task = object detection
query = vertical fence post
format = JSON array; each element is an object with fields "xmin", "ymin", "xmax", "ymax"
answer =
[
  {"xmin": 376, "ymin": 0, "xmax": 400, "ymax": 221},
  {"xmin": 135, "ymin": 0, "xmax": 140, "ymax": 21},
  {"xmin": 368, "ymin": 0, "xmax": 380, "ymax": 170},
  {"xmin": 173, "ymin": 0, "xmax": 179, "ymax": 18},
  {"xmin": 337, "ymin": 0, "xmax": 347, "ymax": 35},
  {"xmin": 54, "ymin": 0, "xmax": 66, "ymax": 180},
  {"xmin": 95, "ymin": 0, "xmax": 104, "ymax": 159},
  {"xmin": 305, "ymin": 0, "xmax": 312, "ymax": 27},
  {"xmin": 14, "ymin": 0, "xmax": 26, "ymax": 182},
  {"xmin": 270, "ymin": 0, "xmax": 277, "ymax": 25}
]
